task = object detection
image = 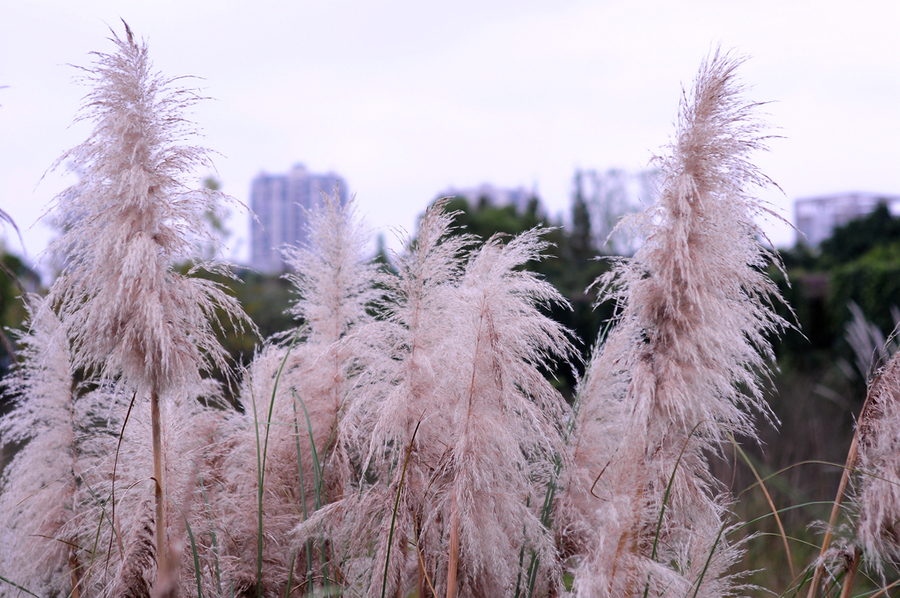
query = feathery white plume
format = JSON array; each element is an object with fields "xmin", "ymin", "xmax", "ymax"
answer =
[
  {"xmin": 855, "ymin": 351, "xmax": 900, "ymax": 571},
  {"xmin": 309, "ymin": 202, "xmax": 575, "ymax": 597},
  {"xmin": 218, "ymin": 193, "xmax": 378, "ymax": 595},
  {"xmin": 44, "ymin": 24, "xmax": 250, "ymax": 583},
  {"xmin": 48, "ymin": 26, "xmax": 246, "ymax": 395},
  {"xmin": 563, "ymin": 50, "xmax": 786, "ymax": 597},
  {"xmin": 0, "ymin": 298, "xmax": 122, "ymax": 596}
]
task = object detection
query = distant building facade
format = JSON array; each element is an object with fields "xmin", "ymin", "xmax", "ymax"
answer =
[
  {"xmin": 795, "ymin": 192, "xmax": 900, "ymax": 246},
  {"xmin": 438, "ymin": 183, "xmax": 535, "ymax": 214},
  {"xmin": 249, "ymin": 164, "xmax": 348, "ymax": 273}
]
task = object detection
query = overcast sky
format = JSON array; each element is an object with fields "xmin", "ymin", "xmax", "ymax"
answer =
[{"xmin": 1, "ymin": 0, "xmax": 898, "ymax": 271}]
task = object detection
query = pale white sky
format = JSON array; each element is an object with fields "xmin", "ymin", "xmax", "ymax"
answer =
[{"xmin": 1, "ymin": 0, "xmax": 898, "ymax": 272}]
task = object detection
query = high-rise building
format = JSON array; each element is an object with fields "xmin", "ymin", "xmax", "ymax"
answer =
[
  {"xmin": 795, "ymin": 192, "xmax": 900, "ymax": 247},
  {"xmin": 249, "ymin": 164, "xmax": 348, "ymax": 273}
]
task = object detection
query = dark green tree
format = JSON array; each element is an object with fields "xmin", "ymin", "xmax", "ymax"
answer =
[
  {"xmin": 818, "ymin": 203, "xmax": 900, "ymax": 267},
  {"xmin": 0, "ymin": 250, "xmax": 41, "ymax": 391},
  {"xmin": 568, "ymin": 170, "xmax": 594, "ymax": 263}
]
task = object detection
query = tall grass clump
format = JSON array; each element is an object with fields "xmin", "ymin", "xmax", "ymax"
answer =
[
  {"xmin": 560, "ymin": 50, "xmax": 787, "ymax": 598},
  {"xmin": 8, "ymin": 22, "xmax": 900, "ymax": 598},
  {"xmin": 804, "ymin": 342, "xmax": 900, "ymax": 597},
  {"xmin": 294, "ymin": 201, "xmax": 576, "ymax": 597},
  {"xmin": 0, "ymin": 24, "xmax": 248, "ymax": 595},
  {"xmin": 217, "ymin": 192, "xmax": 379, "ymax": 596},
  {"xmin": 855, "ymin": 351, "xmax": 900, "ymax": 572},
  {"xmin": 0, "ymin": 298, "xmax": 123, "ymax": 595}
]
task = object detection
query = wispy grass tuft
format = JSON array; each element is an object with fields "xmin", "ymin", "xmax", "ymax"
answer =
[{"xmin": 561, "ymin": 49, "xmax": 788, "ymax": 598}]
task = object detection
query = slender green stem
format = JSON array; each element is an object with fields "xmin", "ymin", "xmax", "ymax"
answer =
[
  {"xmin": 255, "ymin": 329, "xmax": 303, "ymax": 598},
  {"xmin": 292, "ymin": 402, "xmax": 314, "ymax": 594},
  {"xmin": 0, "ymin": 575, "xmax": 40, "ymax": 597},
  {"xmin": 642, "ymin": 422, "xmax": 704, "ymax": 598},
  {"xmin": 170, "ymin": 498, "xmax": 204, "ymax": 598},
  {"xmin": 382, "ymin": 420, "xmax": 422, "ymax": 598},
  {"xmin": 107, "ymin": 390, "xmax": 137, "ymax": 569},
  {"xmin": 689, "ymin": 522, "xmax": 727, "ymax": 598},
  {"xmin": 295, "ymin": 391, "xmax": 329, "ymax": 588},
  {"xmin": 286, "ymin": 551, "xmax": 296, "ymax": 598},
  {"xmin": 727, "ymin": 431, "xmax": 795, "ymax": 580}
]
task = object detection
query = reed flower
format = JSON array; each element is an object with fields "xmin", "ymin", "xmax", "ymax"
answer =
[
  {"xmin": 218, "ymin": 193, "xmax": 378, "ymax": 595},
  {"xmin": 0, "ymin": 299, "xmax": 118, "ymax": 595},
  {"xmin": 855, "ymin": 350, "xmax": 900, "ymax": 571},
  {"xmin": 46, "ymin": 23, "xmax": 248, "ymax": 580},
  {"xmin": 563, "ymin": 50, "xmax": 786, "ymax": 597},
  {"xmin": 303, "ymin": 202, "xmax": 575, "ymax": 597},
  {"xmin": 49, "ymin": 24, "xmax": 244, "ymax": 395},
  {"xmin": 300, "ymin": 199, "xmax": 474, "ymax": 595}
]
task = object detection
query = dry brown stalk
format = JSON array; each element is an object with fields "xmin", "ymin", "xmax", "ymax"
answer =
[
  {"xmin": 447, "ymin": 493, "xmax": 459, "ymax": 598},
  {"xmin": 150, "ymin": 388, "xmax": 167, "ymax": 577},
  {"xmin": 868, "ymin": 577, "xmax": 900, "ymax": 598},
  {"xmin": 838, "ymin": 547, "xmax": 861, "ymax": 598}
]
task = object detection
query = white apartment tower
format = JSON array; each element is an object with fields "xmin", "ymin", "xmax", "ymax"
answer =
[{"xmin": 249, "ymin": 164, "xmax": 348, "ymax": 273}]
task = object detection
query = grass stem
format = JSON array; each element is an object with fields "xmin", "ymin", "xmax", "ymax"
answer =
[{"xmin": 151, "ymin": 386, "xmax": 167, "ymax": 577}]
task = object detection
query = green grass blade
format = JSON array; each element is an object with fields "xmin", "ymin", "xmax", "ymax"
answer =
[
  {"xmin": 197, "ymin": 471, "xmax": 222, "ymax": 595},
  {"xmin": 292, "ymin": 401, "xmax": 315, "ymax": 594},
  {"xmin": 514, "ymin": 496, "xmax": 531, "ymax": 598},
  {"xmin": 381, "ymin": 420, "xmax": 422, "ymax": 598},
  {"xmin": 286, "ymin": 550, "xmax": 296, "ymax": 598},
  {"xmin": 0, "ymin": 575, "xmax": 40, "ymax": 597},
  {"xmin": 689, "ymin": 522, "xmax": 727, "ymax": 598},
  {"xmin": 168, "ymin": 495, "xmax": 204, "ymax": 598},
  {"xmin": 255, "ymin": 329, "xmax": 304, "ymax": 597},
  {"xmin": 727, "ymin": 430, "xmax": 796, "ymax": 580},
  {"xmin": 294, "ymin": 390, "xmax": 330, "ymax": 588},
  {"xmin": 186, "ymin": 516, "xmax": 204, "ymax": 598},
  {"xmin": 292, "ymin": 401, "xmax": 310, "ymax": 520},
  {"xmin": 294, "ymin": 391, "xmax": 324, "ymax": 509},
  {"xmin": 641, "ymin": 421, "xmax": 704, "ymax": 598}
]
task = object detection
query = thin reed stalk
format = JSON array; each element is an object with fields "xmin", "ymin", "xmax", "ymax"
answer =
[
  {"xmin": 38, "ymin": 23, "xmax": 249, "ymax": 593},
  {"xmin": 446, "ymin": 494, "xmax": 459, "ymax": 598},
  {"xmin": 806, "ymin": 415, "xmax": 862, "ymax": 598},
  {"xmin": 151, "ymin": 388, "xmax": 167, "ymax": 575}
]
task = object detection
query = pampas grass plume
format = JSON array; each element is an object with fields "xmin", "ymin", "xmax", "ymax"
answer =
[
  {"xmin": 564, "ymin": 50, "xmax": 786, "ymax": 597},
  {"xmin": 44, "ymin": 23, "xmax": 250, "ymax": 582},
  {"xmin": 855, "ymin": 350, "xmax": 900, "ymax": 570},
  {"xmin": 49, "ymin": 24, "xmax": 246, "ymax": 395}
]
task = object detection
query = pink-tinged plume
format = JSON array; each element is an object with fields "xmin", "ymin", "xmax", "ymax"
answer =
[
  {"xmin": 855, "ymin": 350, "xmax": 900, "ymax": 572},
  {"xmin": 218, "ymin": 193, "xmax": 378, "ymax": 596},
  {"xmin": 0, "ymin": 299, "xmax": 120, "ymax": 596},
  {"xmin": 45, "ymin": 24, "xmax": 250, "ymax": 582},
  {"xmin": 302, "ymin": 201, "xmax": 576, "ymax": 597},
  {"xmin": 48, "ymin": 24, "xmax": 247, "ymax": 396},
  {"xmin": 563, "ymin": 51, "xmax": 786, "ymax": 598}
]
